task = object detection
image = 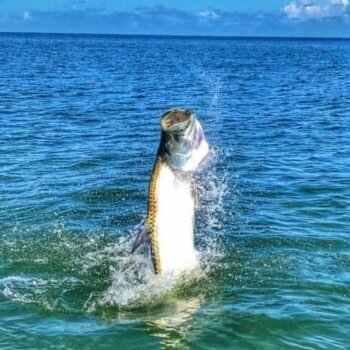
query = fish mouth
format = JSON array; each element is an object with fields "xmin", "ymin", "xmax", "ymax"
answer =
[{"xmin": 160, "ymin": 109, "xmax": 193, "ymax": 133}]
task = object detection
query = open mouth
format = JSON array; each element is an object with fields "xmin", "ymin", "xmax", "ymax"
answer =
[{"xmin": 160, "ymin": 109, "xmax": 192, "ymax": 132}]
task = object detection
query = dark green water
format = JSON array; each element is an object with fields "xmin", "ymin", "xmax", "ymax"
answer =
[{"xmin": 1, "ymin": 33, "xmax": 350, "ymax": 349}]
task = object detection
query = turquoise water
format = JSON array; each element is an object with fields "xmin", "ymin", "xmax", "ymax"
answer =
[{"xmin": 1, "ymin": 33, "xmax": 350, "ymax": 349}]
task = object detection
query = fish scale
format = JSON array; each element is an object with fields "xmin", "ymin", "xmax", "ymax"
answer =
[{"xmin": 146, "ymin": 155, "xmax": 163, "ymax": 274}]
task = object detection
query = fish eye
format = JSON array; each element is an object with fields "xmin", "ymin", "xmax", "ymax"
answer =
[{"xmin": 185, "ymin": 110, "xmax": 191, "ymax": 116}]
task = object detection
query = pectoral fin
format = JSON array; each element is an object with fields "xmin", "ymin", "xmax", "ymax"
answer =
[{"xmin": 131, "ymin": 220, "xmax": 149, "ymax": 253}]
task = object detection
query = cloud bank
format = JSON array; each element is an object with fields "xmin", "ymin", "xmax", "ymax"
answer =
[
  {"xmin": 284, "ymin": 0, "xmax": 349, "ymax": 19},
  {"xmin": 1, "ymin": 3, "xmax": 350, "ymax": 37}
]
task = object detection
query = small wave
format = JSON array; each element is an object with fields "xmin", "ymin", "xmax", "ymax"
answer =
[
  {"xmin": 0, "ymin": 276, "xmax": 48, "ymax": 303},
  {"xmin": 0, "ymin": 275, "xmax": 85, "ymax": 312}
]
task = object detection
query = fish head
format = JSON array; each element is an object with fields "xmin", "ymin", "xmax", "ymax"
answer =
[{"xmin": 160, "ymin": 108, "xmax": 209, "ymax": 172}]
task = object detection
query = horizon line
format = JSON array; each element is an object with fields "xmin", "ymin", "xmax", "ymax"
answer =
[{"xmin": 1, "ymin": 30, "xmax": 350, "ymax": 40}]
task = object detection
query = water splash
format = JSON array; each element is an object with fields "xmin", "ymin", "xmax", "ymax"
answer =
[
  {"xmin": 81, "ymin": 233, "xmax": 210, "ymax": 312},
  {"xmin": 82, "ymin": 153, "xmax": 230, "ymax": 311},
  {"xmin": 189, "ymin": 66, "xmax": 224, "ymax": 137}
]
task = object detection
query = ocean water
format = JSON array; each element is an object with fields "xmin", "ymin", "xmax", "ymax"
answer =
[{"xmin": 0, "ymin": 33, "xmax": 350, "ymax": 349}]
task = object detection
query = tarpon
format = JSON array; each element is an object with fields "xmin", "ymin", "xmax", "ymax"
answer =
[{"xmin": 132, "ymin": 108, "xmax": 209, "ymax": 275}]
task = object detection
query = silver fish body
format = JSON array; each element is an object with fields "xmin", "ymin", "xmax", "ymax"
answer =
[{"xmin": 133, "ymin": 109, "xmax": 209, "ymax": 275}]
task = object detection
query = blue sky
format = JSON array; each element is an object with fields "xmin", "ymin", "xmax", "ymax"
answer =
[
  {"xmin": 1, "ymin": 0, "xmax": 350, "ymax": 37},
  {"xmin": 0, "ymin": 0, "xmax": 288, "ymax": 13}
]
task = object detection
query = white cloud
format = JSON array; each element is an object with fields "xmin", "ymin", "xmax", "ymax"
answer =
[
  {"xmin": 284, "ymin": 2, "xmax": 303, "ymax": 18},
  {"xmin": 198, "ymin": 10, "xmax": 221, "ymax": 20},
  {"xmin": 23, "ymin": 11, "xmax": 32, "ymax": 20},
  {"xmin": 331, "ymin": 0, "xmax": 349, "ymax": 5},
  {"xmin": 284, "ymin": 0, "xmax": 349, "ymax": 19}
]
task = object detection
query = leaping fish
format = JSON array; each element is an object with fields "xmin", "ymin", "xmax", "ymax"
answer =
[{"xmin": 132, "ymin": 108, "xmax": 209, "ymax": 275}]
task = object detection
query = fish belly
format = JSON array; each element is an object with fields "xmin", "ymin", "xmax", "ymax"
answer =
[{"xmin": 155, "ymin": 165, "xmax": 198, "ymax": 274}]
